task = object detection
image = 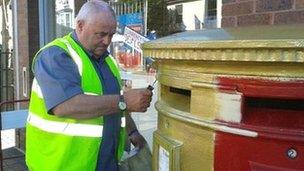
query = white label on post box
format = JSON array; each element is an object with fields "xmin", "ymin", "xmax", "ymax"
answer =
[{"xmin": 159, "ymin": 146, "xmax": 169, "ymax": 171}]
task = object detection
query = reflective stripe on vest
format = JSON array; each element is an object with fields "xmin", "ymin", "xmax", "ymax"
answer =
[
  {"xmin": 61, "ymin": 38, "xmax": 83, "ymax": 76},
  {"xmin": 84, "ymin": 92, "xmax": 99, "ymax": 96},
  {"xmin": 27, "ymin": 112, "xmax": 126, "ymax": 137},
  {"xmin": 32, "ymin": 78, "xmax": 100, "ymax": 98},
  {"xmin": 31, "ymin": 78, "xmax": 44, "ymax": 99}
]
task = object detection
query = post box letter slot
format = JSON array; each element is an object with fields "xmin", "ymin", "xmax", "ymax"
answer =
[
  {"xmin": 240, "ymin": 84, "xmax": 304, "ymax": 130},
  {"xmin": 161, "ymin": 85, "xmax": 191, "ymax": 113},
  {"xmin": 169, "ymin": 87, "xmax": 191, "ymax": 97}
]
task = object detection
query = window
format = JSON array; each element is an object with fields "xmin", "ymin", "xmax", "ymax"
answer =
[
  {"xmin": 205, "ymin": 0, "xmax": 217, "ymax": 28},
  {"xmin": 175, "ymin": 4, "xmax": 183, "ymax": 24},
  {"xmin": 207, "ymin": 0, "xmax": 217, "ymax": 20},
  {"xmin": 66, "ymin": 13, "xmax": 71, "ymax": 27},
  {"xmin": 55, "ymin": 0, "xmax": 75, "ymax": 37}
]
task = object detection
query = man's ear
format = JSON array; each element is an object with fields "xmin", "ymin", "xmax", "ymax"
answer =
[{"xmin": 76, "ymin": 20, "xmax": 85, "ymax": 32}]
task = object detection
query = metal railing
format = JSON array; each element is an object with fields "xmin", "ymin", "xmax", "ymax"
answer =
[
  {"xmin": 109, "ymin": 0, "xmax": 144, "ymax": 16},
  {"xmin": 0, "ymin": 49, "xmax": 14, "ymax": 112}
]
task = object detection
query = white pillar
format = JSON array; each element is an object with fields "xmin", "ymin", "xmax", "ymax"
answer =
[{"xmin": 217, "ymin": 0, "xmax": 222, "ymax": 28}]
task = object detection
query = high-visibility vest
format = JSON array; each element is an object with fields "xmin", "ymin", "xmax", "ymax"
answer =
[{"xmin": 26, "ymin": 33, "xmax": 126, "ymax": 171}]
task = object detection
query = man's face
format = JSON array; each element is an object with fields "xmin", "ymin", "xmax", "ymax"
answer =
[{"xmin": 77, "ymin": 12, "xmax": 116, "ymax": 58}]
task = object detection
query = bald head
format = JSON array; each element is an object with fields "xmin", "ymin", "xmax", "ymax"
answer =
[
  {"xmin": 76, "ymin": 0, "xmax": 116, "ymax": 23},
  {"xmin": 75, "ymin": 0, "xmax": 117, "ymax": 58}
]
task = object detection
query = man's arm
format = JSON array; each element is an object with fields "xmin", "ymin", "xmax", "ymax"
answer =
[
  {"xmin": 125, "ymin": 112, "xmax": 138, "ymax": 134},
  {"xmin": 52, "ymin": 88, "xmax": 152, "ymax": 119},
  {"xmin": 125, "ymin": 113, "xmax": 146, "ymax": 149},
  {"xmin": 52, "ymin": 94, "xmax": 120, "ymax": 119},
  {"xmin": 34, "ymin": 47, "xmax": 152, "ymax": 120}
]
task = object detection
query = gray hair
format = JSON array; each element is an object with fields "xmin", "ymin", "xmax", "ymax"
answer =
[{"xmin": 75, "ymin": 0, "xmax": 116, "ymax": 23}]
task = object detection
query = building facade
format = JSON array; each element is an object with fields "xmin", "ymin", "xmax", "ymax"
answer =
[
  {"xmin": 165, "ymin": 0, "xmax": 222, "ymax": 29},
  {"xmin": 165, "ymin": 0, "xmax": 304, "ymax": 29},
  {"xmin": 222, "ymin": 0, "xmax": 304, "ymax": 27}
]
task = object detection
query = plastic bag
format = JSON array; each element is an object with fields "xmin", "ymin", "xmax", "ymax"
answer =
[{"xmin": 119, "ymin": 144, "xmax": 152, "ymax": 171}]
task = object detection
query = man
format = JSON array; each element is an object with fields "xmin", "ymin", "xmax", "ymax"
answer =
[{"xmin": 25, "ymin": 1, "xmax": 152, "ymax": 171}]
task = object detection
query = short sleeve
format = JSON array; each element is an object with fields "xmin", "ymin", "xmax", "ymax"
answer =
[{"xmin": 34, "ymin": 46, "xmax": 83, "ymax": 113}]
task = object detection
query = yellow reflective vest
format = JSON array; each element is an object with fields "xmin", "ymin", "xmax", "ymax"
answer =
[{"xmin": 26, "ymin": 33, "xmax": 126, "ymax": 171}]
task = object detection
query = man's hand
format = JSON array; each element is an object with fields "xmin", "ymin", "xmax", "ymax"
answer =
[
  {"xmin": 129, "ymin": 131, "xmax": 146, "ymax": 149},
  {"xmin": 124, "ymin": 88, "xmax": 152, "ymax": 112}
]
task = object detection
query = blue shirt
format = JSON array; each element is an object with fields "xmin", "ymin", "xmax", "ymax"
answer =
[{"xmin": 34, "ymin": 32, "xmax": 121, "ymax": 171}]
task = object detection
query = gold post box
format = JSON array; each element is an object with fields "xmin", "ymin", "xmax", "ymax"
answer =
[{"xmin": 143, "ymin": 25, "xmax": 304, "ymax": 171}]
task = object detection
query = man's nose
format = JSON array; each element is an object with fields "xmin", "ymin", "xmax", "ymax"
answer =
[{"xmin": 103, "ymin": 35, "xmax": 112, "ymax": 45}]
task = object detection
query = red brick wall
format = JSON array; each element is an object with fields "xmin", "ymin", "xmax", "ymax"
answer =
[
  {"xmin": 15, "ymin": 0, "xmax": 29, "ymax": 101},
  {"xmin": 14, "ymin": 0, "xmax": 29, "ymax": 152},
  {"xmin": 28, "ymin": 0, "xmax": 40, "ymax": 81},
  {"xmin": 222, "ymin": 0, "xmax": 304, "ymax": 27}
]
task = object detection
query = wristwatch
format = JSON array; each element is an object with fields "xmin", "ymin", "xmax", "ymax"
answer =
[{"xmin": 118, "ymin": 90, "xmax": 127, "ymax": 111}]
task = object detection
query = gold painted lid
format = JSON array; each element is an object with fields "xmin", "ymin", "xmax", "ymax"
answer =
[{"xmin": 143, "ymin": 24, "xmax": 304, "ymax": 62}]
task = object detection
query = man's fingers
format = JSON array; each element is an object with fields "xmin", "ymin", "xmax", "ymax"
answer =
[
  {"xmin": 125, "ymin": 88, "xmax": 153, "ymax": 112},
  {"xmin": 142, "ymin": 89, "xmax": 152, "ymax": 96}
]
